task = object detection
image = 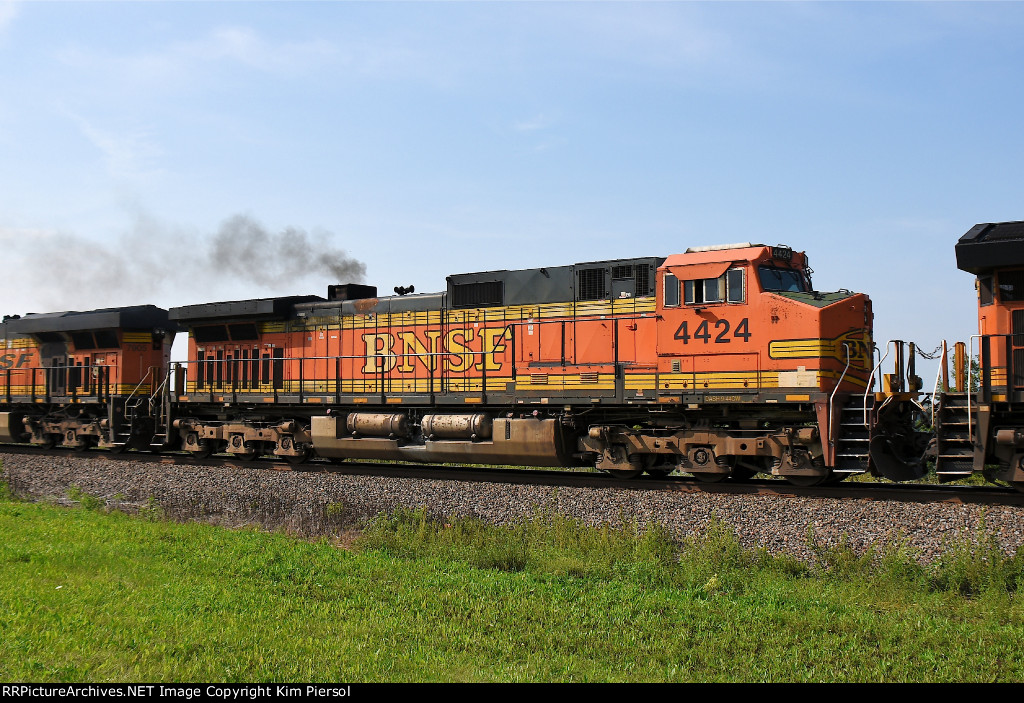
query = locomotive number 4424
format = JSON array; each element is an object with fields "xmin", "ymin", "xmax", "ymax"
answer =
[{"xmin": 674, "ymin": 318, "xmax": 752, "ymax": 344}]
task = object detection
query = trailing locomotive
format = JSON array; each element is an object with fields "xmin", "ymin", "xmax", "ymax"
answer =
[
  {"xmin": 1, "ymin": 242, "xmax": 879, "ymax": 486},
  {"xmin": 0, "ymin": 306, "xmax": 175, "ymax": 450}
]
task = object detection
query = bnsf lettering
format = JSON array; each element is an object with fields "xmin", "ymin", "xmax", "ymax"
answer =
[
  {"xmin": 362, "ymin": 328, "xmax": 510, "ymax": 374},
  {"xmin": 0, "ymin": 353, "xmax": 32, "ymax": 369},
  {"xmin": 674, "ymin": 318, "xmax": 751, "ymax": 344}
]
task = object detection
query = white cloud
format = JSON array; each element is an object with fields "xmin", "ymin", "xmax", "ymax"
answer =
[
  {"xmin": 0, "ymin": 1, "xmax": 17, "ymax": 34},
  {"xmin": 513, "ymin": 113, "xmax": 555, "ymax": 133},
  {"xmin": 63, "ymin": 111, "xmax": 164, "ymax": 181},
  {"xmin": 56, "ymin": 25, "xmax": 344, "ymax": 91}
]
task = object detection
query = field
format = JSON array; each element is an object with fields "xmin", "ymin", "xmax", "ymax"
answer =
[{"xmin": 3, "ymin": 481, "xmax": 1024, "ymax": 682}]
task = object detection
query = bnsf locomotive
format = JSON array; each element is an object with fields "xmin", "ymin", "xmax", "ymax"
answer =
[{"xmin": 0, "ymin": 227, "xmax": 1017, "ymax": 489}]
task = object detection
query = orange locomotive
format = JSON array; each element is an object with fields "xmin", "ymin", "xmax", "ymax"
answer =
[
  {"xmin": 942, "ymin": 221, "xmax": 1024, "ymax": 487},
  {"xmin": 0, "ymin": 307, "xmax": 175, "ymax": 450},
  {"xmin": 160, "ymin": 243, "xmax": 874, "ymax": 485}
]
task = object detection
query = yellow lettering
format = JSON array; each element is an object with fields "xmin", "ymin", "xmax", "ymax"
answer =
[
  {"xmin": 362, "ymin": 333, "xmax": 397, "ymax": 373},
  {"xmin": 397, "ymin": 330, "xmax": 441, "ymax": 372},
  {"xmin": 474, "ymin": 327, "xmax": 510, "ymax": 372},
  {"xmin": 444, "ymin": 328, "xmax": 475, "ymax": 372}
]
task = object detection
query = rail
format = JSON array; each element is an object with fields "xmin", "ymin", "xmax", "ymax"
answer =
[
  {"xmin": 828, "ymin": 342, "xmax": 851, "ymax": 447},
  {"xmin": 863, "ymin": 342, "xmax": 892, "ymax": 426}
]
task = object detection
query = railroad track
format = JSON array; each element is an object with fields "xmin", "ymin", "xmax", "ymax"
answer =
[{"xmin": 3, "ymin": 444, "xmax": 1022, "ymax": 507}]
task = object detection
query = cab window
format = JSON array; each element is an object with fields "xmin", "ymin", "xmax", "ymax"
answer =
[{"xmin": 758, "ymin": 266, "xmax": 807, "ymax": 293}]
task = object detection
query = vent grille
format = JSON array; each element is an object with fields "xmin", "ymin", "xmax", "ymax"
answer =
[
  {"xmin": 579, "ymin": 372, "xmax": 599, "ymax": 384},
  {"xmin": 530, "ymin": 373, "xmax": 548, "ymax": 385},
  {"xmin": 611, "ymin": 265, "xmax": 633, "ymax": 280},
  {"xmin": 1015, "ymin": 309, "xmax": 1024, "ymax": 346},
  {"xmin": 452, "ymin": 281, "xmax": 504, "ymax": 309},
  {"xmin": 636, "ymin": 265, "xmax": 651, "ymax": 297},
  {"xmin": 1015, "ymin": 348, "xmax": 1024, "ymax": 388},
  {"xmin": 577, "ymin": 268, "xmax": 607, "ymax": 301},
  {"xmin": 671, "ymin": 359, "xmax": 681, "ymax": 373}
]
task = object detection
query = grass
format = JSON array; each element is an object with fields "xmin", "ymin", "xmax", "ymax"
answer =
[{"xmin": 3, "ymin": 482, "xmax": 1024, "ymax": 681}]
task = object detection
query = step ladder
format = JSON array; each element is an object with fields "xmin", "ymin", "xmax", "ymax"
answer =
[
  {"xmin": 835, "ymin": 396, "xmax": 873, "ymax": 472},
  {"xmin": 934, "ymin": 392, "xmax": 976, "ymax": 478}
]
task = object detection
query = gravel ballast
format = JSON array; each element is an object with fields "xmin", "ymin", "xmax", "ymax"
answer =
[{"xmin": 3, "ymin": 452, "xmax": 1022, "ymax": 562}]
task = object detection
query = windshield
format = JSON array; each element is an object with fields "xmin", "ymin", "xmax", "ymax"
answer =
[{"xmin": 758, "ymin": 266, "xmax": 808, "ymax": 293}]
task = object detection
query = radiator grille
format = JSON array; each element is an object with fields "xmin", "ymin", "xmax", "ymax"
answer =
[
  {"xmin": 635, "ymin": 265, "xmax": 651, "ymax": 296},
  {"xmin": 577, "ymin": 268, "xmax": 607, "ymax": 301},
  {"xmin": 452, "ymin": 281, "xmax": 504, "ymax": 308}
]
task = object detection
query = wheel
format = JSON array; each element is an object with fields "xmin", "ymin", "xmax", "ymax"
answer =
[
  {"xmin": 188, "ymin": 438, "xmax": 215, "ymax": 460},
  {"xmin": 285, "ymin": 446, "xmax": 312, "ymax": 466},
  {"xmin": 690, "ymin": 471, "xmax": 729, "ymax": 484},
  {"xmin": 730, "ymin": 466, "xmax": 759, "ymax": 481},
  {"xmin": 234, "ymin": 441, "xmax": 261, "ymax": 462},
  {"xmin": 644, "ymin": 456, "xmax": 674, "ymax": 478},
  {"xmin": 785, "ymin": 472, "xmax": 832, "ymax": 487},
  {"xmin": 608, "ymin": 468, "xmax": 644, "ymax": 479}
]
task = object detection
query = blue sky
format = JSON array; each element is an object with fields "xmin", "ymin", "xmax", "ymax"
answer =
[{"xmin": 2, "ymin": 1, "xmax": 1023, "ymax": 376}]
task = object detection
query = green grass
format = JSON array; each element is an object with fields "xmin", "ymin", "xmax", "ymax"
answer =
[{"xmin": 3, "ymin": 483, "xmax": 1024, "ymax": 681}]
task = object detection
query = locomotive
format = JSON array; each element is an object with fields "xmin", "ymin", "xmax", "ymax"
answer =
[{"xmin": 0, "ymin": 226, "xmax": 1015, "ymax": 489}]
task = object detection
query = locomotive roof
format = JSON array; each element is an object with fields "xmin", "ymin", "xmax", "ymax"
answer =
[
  {"xmin": 1, "ymin": 305, "xmax": 172, "ymax": 335},
  {"xmin": 169, "ymin": 295, "xmax": 325, "ymax": 323},
  {"xmin": 956, "ymin": 221, "xmax": 1024, "ymax": 274}
]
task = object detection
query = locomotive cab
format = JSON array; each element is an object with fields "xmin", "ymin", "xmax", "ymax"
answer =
[
  {"xmin": 651, "ymin": 243, "xmax": 873, "ymax": 483},
  {"xmin": 955, "ymin": 221, "xmax": 1024, "ymax": 486}
]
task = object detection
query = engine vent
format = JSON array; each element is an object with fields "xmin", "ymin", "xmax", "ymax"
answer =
[
  {"xmin": 577, "ymin": 268, "xmax": 607, "ymax": 301},
  {"xmin": 452, "ymin": 281, "xmax": 504, "ymax": 309}
]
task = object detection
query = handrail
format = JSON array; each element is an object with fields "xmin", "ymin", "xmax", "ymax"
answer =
[
  {"xmin": 863, "ymin": 342, "xmax": 892, "ymax": 426},
  {"xmin": 931, "ymin": 342, "xmax": 947, "ymax": 429},
  {"xmin": 828, "ymin": 342, "xmax": 851, "ymax": 447},
  {"xmin": 124, "ymin": 367, "xmax": 154, "ymax": 409},
  {"xmin": 969, "ymin": 334, "xmax": 980, "ymax": 444}
]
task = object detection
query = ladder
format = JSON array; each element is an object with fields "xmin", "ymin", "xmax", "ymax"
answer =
[
  {"xmin": 933, "ymin": 391, "xmax": 976, "ymax": 479},
  {"xmin": 834, "ymin": 396, "xmax": 873, "ymax": 472}
]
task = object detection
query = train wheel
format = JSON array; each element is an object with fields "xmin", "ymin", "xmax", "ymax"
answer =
[
  {"xmin": 189, "ymin": 439, "xmax": 215, "ymax": 460},
  {"xmin": 285, "ymin": 446, "xmax": 312, "ymax": 466},
  {"xmin": 785, "ymin": 472, "xmax": 832, "ymax": 487},
  {"xmin": 645, "ymin": 456, "xmax": 674, "ymax": 478},
  {"xmin": 690, "ymin": 471, "xmax": 728, "ymax": 483}
]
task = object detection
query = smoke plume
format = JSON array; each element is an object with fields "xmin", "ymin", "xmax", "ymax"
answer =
[
  {"xmin": 210, "ymin": 214, "xmax": 366, "ymax": 286},
  {"xmin": 2, "ymin": 213, "xmax": 367, "ymax": 313}
]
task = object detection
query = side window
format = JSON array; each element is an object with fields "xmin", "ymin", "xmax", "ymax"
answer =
[
  {"xmin": 684, "ymin": 280, "xmax": 701, "ymax": 305},
  {"xmin": 727, "ymin": 268, "xmax": 745, "ymax": 303},
  {"xmin": 683, "ymin": 269, "xmax": 745, "ymax": 305},
  {"xmin": 703, "ymin": 278, "xmax": 723, "ymax": 303},
  {"xmin": 979, "ymin": 275, "xmax": 993, "ymax": 306},
  {"xmin": 664, "ymin": 272, "xmax": 680, "ymax": 307}
]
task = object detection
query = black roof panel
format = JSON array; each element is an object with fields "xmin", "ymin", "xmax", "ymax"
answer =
[
  {"xmin": 2, "ymin": 305, "xmax": 172, "ymax": 335},
  {"xmin": 169, "ymin": 296, "xmax": 324, "ymax": 324},
  {"xmin": 956, "ymin": 221, "xmax": 1024, "ymax": 274}
]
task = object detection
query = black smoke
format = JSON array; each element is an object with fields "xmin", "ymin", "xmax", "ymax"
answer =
[
  {"xmin": 5, "ymin": 213, "xmax": 367, "ymax": 311},
  {"xmin": 209, "ymin": 214, "xmax": 366, "ymax": 286}
]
